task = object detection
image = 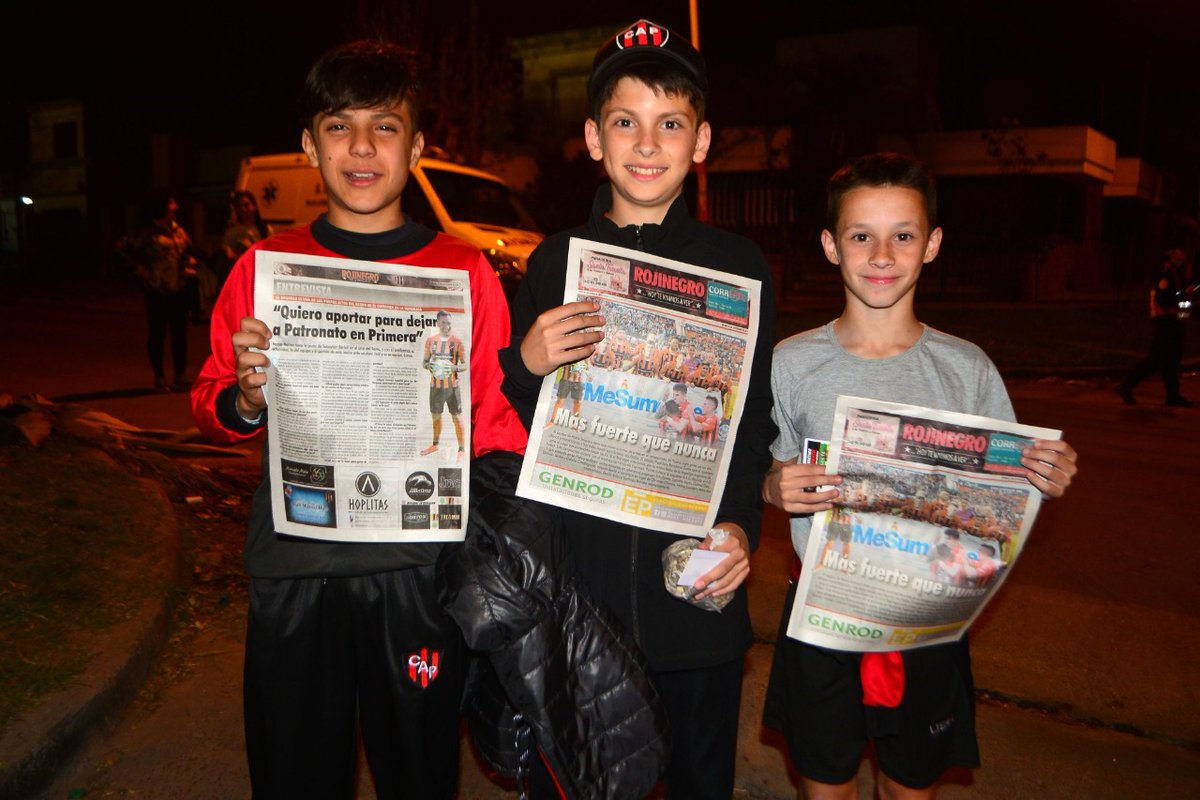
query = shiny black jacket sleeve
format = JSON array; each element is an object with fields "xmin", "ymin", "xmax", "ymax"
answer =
[{"xmin": 498, "ymin": 229, "xmax": 578, "ymax": 432}]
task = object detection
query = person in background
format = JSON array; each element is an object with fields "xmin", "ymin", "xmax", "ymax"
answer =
[
  {"xmin": 118, "ymin": 190, "xmax": 196, "ymax": 392},
  {"xmin": 216, "ymin": 190, "xmax": 273, "ymax": 291},
  {"xmin": 1117, "ymin": 245, "xmax": 1195, "ymax": 407}
]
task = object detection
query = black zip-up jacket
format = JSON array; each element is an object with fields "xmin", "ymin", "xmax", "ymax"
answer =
[
  {"xmin": 498, "ymin": 185, "xmax": 777, "ymax": 671},
  {"xmin": 440, "ymin": 451, "xmax": 669, "ymax": 799}
]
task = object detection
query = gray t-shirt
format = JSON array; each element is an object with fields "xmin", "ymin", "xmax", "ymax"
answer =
[{"xmin": 769, "ymin": 320, "xmax": 1015, "ymax": 558}]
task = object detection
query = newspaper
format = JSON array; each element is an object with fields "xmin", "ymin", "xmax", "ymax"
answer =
[
  {"xmin": 515, "ymin": 237, "xmax": 761, "ymax": 537},
  {"xmin": 253, "ymin": 250, "xmax": 470, "ymax": 543},
  {"xmin": 787, "ymin": 395, "xmax": 1060, "ymax": 651}
]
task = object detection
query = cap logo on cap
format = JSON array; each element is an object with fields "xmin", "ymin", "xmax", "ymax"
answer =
[
  {"xmin": 588, "ymin": 17, "xmax": 707, "ymax": 108},
  {"xmin": 616, "ymin": 19, "xmax": 668, "ymax": 50}
]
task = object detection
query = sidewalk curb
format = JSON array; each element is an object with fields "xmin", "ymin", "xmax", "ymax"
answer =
[{"xmin": 0, "ymin": 474, "xmax": 184, "ymax": 799}]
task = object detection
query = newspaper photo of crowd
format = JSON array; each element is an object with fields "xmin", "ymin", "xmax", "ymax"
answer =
[
  {"xmin": 836, "ymin": 453, "xmax": 1028, "ymax": 559},
  {"xmin": 583, "ymin": 295, "xmax": 745, "ymax": 413}
]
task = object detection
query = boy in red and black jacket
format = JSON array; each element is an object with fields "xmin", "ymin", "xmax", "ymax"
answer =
[{"xmin": 191, "ymin": 40, "xmax": 525, "ymax": 799}]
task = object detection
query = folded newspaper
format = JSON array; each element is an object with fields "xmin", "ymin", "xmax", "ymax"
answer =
[
  {"xmin": 787, "ymin": 395, "xmax": 1060, "ymax": 652},
  {"xmin": 515, "ymin": 238, "xmax": 762, "ymax": 537}
]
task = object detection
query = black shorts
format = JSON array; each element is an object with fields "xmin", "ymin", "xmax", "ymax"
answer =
[
  {"xmin": 763, "ymin": 583, "xmax": 980, "ymax": 789},
  {"xmin": 429, "ymin": 385, "xmax": 462, "ymax": 415},
  {"xmin": 556, "ymin": 379, "xmax": 583, "ymax": 401},
  {"xmin": 827, "ymin": 521, "xmax": 852, "ymax": 544}
]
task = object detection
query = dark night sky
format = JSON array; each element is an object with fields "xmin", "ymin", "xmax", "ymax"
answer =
[{"xmin": 5, "ymin": 1, "xmax": 1198, "ymax": 185}]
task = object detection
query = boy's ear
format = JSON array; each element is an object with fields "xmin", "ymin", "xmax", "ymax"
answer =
[
  {"xmin": 692, "ymin": 121, "xmax": 712, "ymax": 164},
  {"xmin": 584, "ymin": 118, "xmax": 603, "ymax": 162},
  {"xmin": 301, "ymin": 128, "xmax": 319, "ymax": 167},
  {"xmin": 410, "ymin": 130, "xmax": 425, "ymax": 168},
  {"xmin": 923, "ymin": 227, "xmax": 944, "ymax": 263},
  {"xmin": 820, "ymin": 229, "xmax": 840, "ymax": 264}
]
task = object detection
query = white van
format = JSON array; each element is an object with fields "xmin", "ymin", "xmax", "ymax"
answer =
[{"xmin": 234, "ymin": 152, "xmax": 543, "ymax": 288}]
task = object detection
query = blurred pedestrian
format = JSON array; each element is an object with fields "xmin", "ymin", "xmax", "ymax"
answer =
[
  {"xmin": 117, "ymin": 190, "xmax": 197, "ymax": 392},
  {"xmin": 1117, "ymin": 246, "xmax": 1196, "ymax": 407},
  {"xmin": 216, "ymin": 190, "xmax": 272, "ymax": 290}
]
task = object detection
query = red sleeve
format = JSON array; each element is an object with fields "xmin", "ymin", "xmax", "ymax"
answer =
[
  {"xmin": 466, "ymin": 252, "xmax": 529, "ymax": 457},
  {"xmin": 190, "ymin": 248, "xmax": 262, "ymax": 444},
  {"xmin": 191, "ymin": 233, "xmax": 528, "ymax": 456}
]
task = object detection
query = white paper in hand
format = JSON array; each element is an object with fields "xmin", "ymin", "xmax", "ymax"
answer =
[
  {"xmin": 250, "ymin": 346, "xmax": 275, "ymax": 404},
  {"xmin": 676, "ymin": 548, "xmax": 729, "ymax": 587}
]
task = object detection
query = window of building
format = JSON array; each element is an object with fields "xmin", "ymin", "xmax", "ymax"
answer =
[{"xmin": 53, "ymin": 121, "xmax": 78, "ymax": 159}]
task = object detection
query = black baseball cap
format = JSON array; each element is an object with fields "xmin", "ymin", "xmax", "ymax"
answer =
[{"xmin": 587, "ymin": 19, "xmax": 708, "ymax": 110}]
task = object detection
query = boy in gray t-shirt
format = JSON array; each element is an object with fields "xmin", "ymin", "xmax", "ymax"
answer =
[{"xmin": 762, "ymin": 153, "xmax": 1078, "ymax": 799}]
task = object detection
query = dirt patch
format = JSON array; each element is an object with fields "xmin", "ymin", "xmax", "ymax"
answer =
[{"xmin": 0, "ymin": 415, "xmax": 259, "ymax": 731}]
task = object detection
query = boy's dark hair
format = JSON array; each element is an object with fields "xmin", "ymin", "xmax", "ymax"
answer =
[
  {"xmin": 826, "ymin": 152, "xmax": 938, "ymax": 232},
  {"xmin": 587, "ymin": 19, "xmax": 707, "ymax": 122},
  {"xmin": 300, "ymin": 40, "xmax": 421, "ymax": 131}
]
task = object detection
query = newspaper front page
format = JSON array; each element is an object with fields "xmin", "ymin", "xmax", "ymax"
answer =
[
  {"xmin": 787, "ymin": 395, "xmax": 1060, "ymax": 651},
  {"xmin": 254, "ymin": 250, "xmax": 470, "ymax": 543},
  {"xmin": 515, "ymin": 237, "xmax": 761, "ymax": 537}
]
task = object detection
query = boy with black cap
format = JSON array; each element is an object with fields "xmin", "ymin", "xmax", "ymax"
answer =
[{"xmin": 499, "ymin": 18, "xmax": 777, "ymax": 799}]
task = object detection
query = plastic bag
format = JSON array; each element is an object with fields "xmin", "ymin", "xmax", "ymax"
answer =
[{"xmin": 661, "ymin": 538, "xmax": 733, "ymax": 613}]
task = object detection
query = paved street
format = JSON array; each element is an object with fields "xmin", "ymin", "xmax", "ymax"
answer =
[{"xmin": 3, "ymin": 270, "xmax": 1199, "ymax": 798}]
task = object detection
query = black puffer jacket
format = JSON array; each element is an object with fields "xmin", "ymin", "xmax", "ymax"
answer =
[{"xmin": 439, "ymin": 451, "xmax": 670, "ymax": 799}]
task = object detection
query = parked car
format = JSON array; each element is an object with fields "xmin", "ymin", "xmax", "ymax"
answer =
[{"xmin": 234, "ymin": 152, "xmax": 542, "ymax": 293}]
